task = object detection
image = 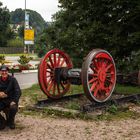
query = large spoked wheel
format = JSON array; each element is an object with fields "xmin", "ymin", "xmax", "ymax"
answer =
[
  {"xmin": 82, "ymin": 49, "xmax": 116, "ymax": 103},
  {"xmin": 38, "ymin": 49, "xmax": 73, "ymax": 99}
]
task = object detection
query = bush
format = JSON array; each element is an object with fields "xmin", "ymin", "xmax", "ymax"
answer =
[
  {"xmin": 36, "ymin": 44, "xmax": 47, "ymax": 58},
  {"xmin": 18, "ymin": 55, "xmax": 33, "ymax": 65},
  {"xmin": 0, "ymin": 55, "xmax": 5, "ymax": 64},
  {"xmin": 7, "ymin": 39, "xmax": 24, "ymax": 48},
  {"xmin": 116, "ymin": 50, "xmax": 140, "ymax": 74}
]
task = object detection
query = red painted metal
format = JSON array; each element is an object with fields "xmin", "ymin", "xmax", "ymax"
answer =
[
  {"xmin": 38, "ymin": 48, "xmax": 116, "ymax": 103},
  {"xmin": 38, "ymin": 49, "xmax": 73, "ymax": 99},
  {"xmin": 82, "ymin": 49, "xmax": 116, "ymax": 102}
]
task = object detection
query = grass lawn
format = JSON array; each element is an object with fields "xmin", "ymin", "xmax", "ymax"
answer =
[
  {"xmin": 115, "ymin": 84, "xmax": 140, "ymax": 95},
  {"xmin": 21, "ymin": 84, "xmax": 140, "ymax": 103},
  {"xmin": 20, "ymin": 84, "xmax": 140, "ymax": 120},
  {"xmin": 0, "ymin": 53, "xmax": 38, "ymax": 57}
]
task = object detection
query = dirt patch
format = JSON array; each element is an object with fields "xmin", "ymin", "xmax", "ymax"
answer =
[
  {"xmin": 1, "ymin": 89, "xmax": 140, "ymax": 139},
  {"xmin": 0, "ymin": 114, "xmax": 140, "ymax": 140}
]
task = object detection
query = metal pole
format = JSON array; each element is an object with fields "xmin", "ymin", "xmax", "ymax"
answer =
[
  {"xmin": 24, "ymin": 0, "xmax": 27, "ymax": 53},
  {"xmin": 25, "ymin": 0, "xmax": 26, "ymax": 11}
]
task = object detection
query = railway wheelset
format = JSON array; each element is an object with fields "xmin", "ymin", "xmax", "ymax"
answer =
[{"xmin": 38, "ymin": 48, "xmax": 116, "ymax": 103}]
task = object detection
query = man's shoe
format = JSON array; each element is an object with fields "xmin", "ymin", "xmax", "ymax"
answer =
[
  {"xmin": 7, "ymin": 121, "xmax": 15, "ymax": 129},
  {"xmin": 0, "ymin": 114, "xmax": 6, "ymax": 130},
  {"xmin": 8, "ymin": 123, "xmax": 15, "ymax": 129}
]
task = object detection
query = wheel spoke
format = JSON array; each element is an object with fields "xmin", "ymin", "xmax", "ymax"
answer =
[
  {"xmin": 106, "ymin": 78, "xmax": 113, "ymax": 84},
  {"xmin": 94, "ymin": 59, "xmax": 100, "ymax": 70},
  {"xmin": 60, "ymin": 59, "xmax": 65, "ymax": 67},
  {"xmin": 88, "ymin": 78, "xmax": 98, "ymax": 84},
  {"xmin": 46, "ymin": 70, "xmax": 53, "ymax": 74},
  {"xmin": 90, "ymin": 81, "xmax": 98, "ymax": 92},
  {"xmin": 56, "ymin": 83, "xmax": 60, "ymax": 94},
  {"xmin": 47, "ymin": 63, "xmax": 53, "ymax": 70},
  {"xmin": 105, "ymin": 63, "xmax": 113, "ymax": 71},
  {"xmin": 93, "ymin": 86, "xmax": 99, "ymax": 97},
  {"xmin": 110, "ymin": 71, "xmax": 115, "ymax": 75},
  {"xmin": 47, "ymin": 78, "xmax": 52, "ymax": 84},
  {"xmin": 56, "ymin": 54, "xmax": 61, "ymax": 66},
  {"xmin": 93, "ymin": 67, "xmax": 98, "ymax": 73},
  {"xmin": 101, "ymin": 60, "xmax": 107, "ymax": 69},
  {"xmin": 52, "ymin": 82, "xmax": 56, "ymax": 95},
  {"xmin": 53, "ymin": 53, "xmax": 56, "ymax": 66},
  {"xmin": 47, "ymin": 80, "xmax": 54, "ymax": 91},
  {"xmin": 49, "ymin": 56, "xmax": 54, "ymax": 68},
  {"xmin": 60, "ymin": 81, "xmax": 66, "ymax": 90}
]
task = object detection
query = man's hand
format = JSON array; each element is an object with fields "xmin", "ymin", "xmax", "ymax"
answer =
[
  {"xmin": 0, "ymin": 92, "xmax": 7, "ymax": 98},
  {"xmin": 10, "ymin": 101, "xmax": 16, "ymax": 106}
]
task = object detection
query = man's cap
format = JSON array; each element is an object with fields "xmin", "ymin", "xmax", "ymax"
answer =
[{"xmin": 0, "ymin": 65, "xmax": 9, "ymax": 71}]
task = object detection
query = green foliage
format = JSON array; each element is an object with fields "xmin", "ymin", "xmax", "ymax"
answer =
[
  {"xmin": 39, "ymin": 0, "xmax": 140, "ymax": 69},
  {"xmin": 18, "ymin": 25, "xmax": 24, "ymax": 38},
  {"xmin": 7, "ymin": 39, "xmax": 24, "ymax": 48},
  {"xmin": 35, "ymin": 33, "xmax": 48, "ymax": 57},
  {"xmin": 20, "ymin": 83, "xmax": 140, "ymax": 120},
  {"xmin": 10, "ymin": 8, "xmax": 46, "ymax": 33},
  {"xmin": 18, "ymin": 55, "xmax": 33, "ymax": 65},
  {"xmin": 116, "ymin": 50, "xmax": 140, "ymax": 73},
  {"xmin": 115, "ymin": 84, "xmax": 140, "ymax": 95},
  {"xmin": 0, "ymin": 2, "xmax": 11, "ymax": 47},
  {"xmin": 36, "ymin": 44, "xmax": 47, "ymax": 58},
  {"xmin": 107, "ymin": 104, "xmax": 118, "ymax": 114},
  {"xmin": 65, "ymin": 101, "xmax": 80, "ymax": 110},
  {"xmin": 0, "ymin": 55, "xmax": 5, "ymax": 64}
]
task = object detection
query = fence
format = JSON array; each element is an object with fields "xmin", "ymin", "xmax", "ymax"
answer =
[{"xmin": 0, "ymin": 47, "xmax": 24, "ymax": 54}]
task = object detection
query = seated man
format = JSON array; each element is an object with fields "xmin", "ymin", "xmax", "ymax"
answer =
[{"xmin": 0, "ymin": 65, "xmax": 21, "ymax": 129}]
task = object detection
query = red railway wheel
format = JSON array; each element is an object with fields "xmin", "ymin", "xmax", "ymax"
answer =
[
  {"xmin": 82, "ymin": 49, "xmax": 116, "ymax": 103},
  {"xmin": 38, "ymin": 49, "xmax": 73, "ymax": 99}
]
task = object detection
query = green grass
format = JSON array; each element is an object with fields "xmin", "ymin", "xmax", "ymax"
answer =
[
  {"xmin": 65, "ymin": 101, "xmax": 81, "ymax": 110},
  {"xmin": 0, "ymin": 53, "xmax": 37, "ymax": 57},
  {"xmin": 21, "ymin": 83, "xmax": 140, "ymax": 103},
  {"xmin": 20, "ymin": 83, "xmax": 140, "ymax": 120},
  {"xmin": 114, "ymin": 84, "xmax": 140, "ymax": 95},
  {"xmin": 20, "ymin": 104, "xmax": 140, "ymax": 121},
  {"xmin": 21, "ymin": 83, "xmax": 140, "ymax": 107},
  {"xmin": 96, "ymin": 109, "xmax": 140, "ymax": 121},
  {"xmin": 21, "ymin": 84, "xmax": 46, "ymax": 106}
]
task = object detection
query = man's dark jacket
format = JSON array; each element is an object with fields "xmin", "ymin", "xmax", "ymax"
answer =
[{"xmin": 0, "ymin": 75, "xmax": 21, "ymax": 104}]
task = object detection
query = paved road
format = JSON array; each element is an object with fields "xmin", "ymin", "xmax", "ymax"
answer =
[{"xmin": 14, "ymin": 71, "xmax": 38, "ymax": 89}]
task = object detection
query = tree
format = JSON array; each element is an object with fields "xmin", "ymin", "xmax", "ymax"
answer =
[
  {"xmin": 10, "ymin": 8, "xmax": 46, "ymax": 33},
  {"xmin": 0, "ymin": 1, "xmax": 11, "ymax": 47},
  {"xmin": 42, "ymin": 0, "xmax": 140, "ymax": 69}
]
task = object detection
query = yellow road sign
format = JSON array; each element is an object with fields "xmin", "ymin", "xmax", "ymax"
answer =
[{"xmin": 24, "ymin": 29, "xmax": 34, "ymax": 41}]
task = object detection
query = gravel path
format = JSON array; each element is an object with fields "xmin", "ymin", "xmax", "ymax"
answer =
[{"xmin": 0, "ymin": 114, "xmax": 140, "ymax": 140}]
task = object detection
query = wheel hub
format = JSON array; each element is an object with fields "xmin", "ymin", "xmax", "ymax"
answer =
[{"xmin": 98, "ymin": 69, "xmax": 106, "ymax": 83}]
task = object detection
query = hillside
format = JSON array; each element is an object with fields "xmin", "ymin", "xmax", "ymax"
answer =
[{"xmin": 10, "ymin": 8, "xmax": 46, "ymax": 33}]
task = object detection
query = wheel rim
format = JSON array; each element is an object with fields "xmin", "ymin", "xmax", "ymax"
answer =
[
  {"xmin": 82, "ymin": 49, "xmax": 116, "ymax": 102},
  {"xmin": 38, "ymin": 49, "xmax": 73, "ymax": 99}
]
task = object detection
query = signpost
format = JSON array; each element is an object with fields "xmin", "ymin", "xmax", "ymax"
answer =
[
  {"xmin": 24, "ymin": 0, "xmax": 34, "ymax": 53},
  {"xmin": 24, "ymin": 29, "xmax": 34, "ymax": 45}
]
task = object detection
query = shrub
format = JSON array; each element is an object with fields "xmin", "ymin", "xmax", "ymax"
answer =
[
  {"xmin": 0, "ymin": 55, "xmax": 5, "ymax": 64},
  {"xmin": 7, "ymin": 39, "xmax": 24, "ymax": 48},
  {"xmin": 18, "ymin": 55, "xmax": 33, "ymax": 65},
  {"xmin": 116, "ymin": 50, "xmax": 140, "ymax": 74}
]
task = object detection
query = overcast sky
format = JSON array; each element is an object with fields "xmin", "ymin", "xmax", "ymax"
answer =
[{"xmin": 0, "ymin": 0, "xmax": 60, "ymax": 21}]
